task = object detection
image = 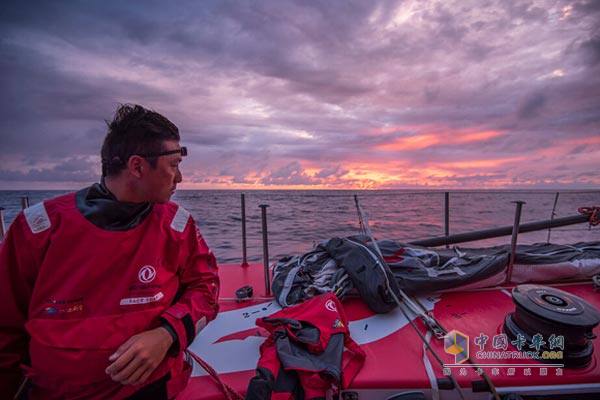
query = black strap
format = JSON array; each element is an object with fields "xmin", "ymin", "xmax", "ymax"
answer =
[
  {"xmin": 125, "ymin": 373, "xmax": 170, "ymax": 400},
  {"xmin": 160, "ymin": 321, "xmax": 180, "ymax": 355}
]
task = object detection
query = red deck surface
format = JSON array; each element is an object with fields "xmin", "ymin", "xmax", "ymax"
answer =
[{"xmin": 178, "ymin": 264, "xmax": 600, "ymax": 399}]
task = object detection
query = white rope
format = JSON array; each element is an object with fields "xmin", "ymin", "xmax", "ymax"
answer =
[{"xmin": 423, "ymin": 330, "xmax": 440, "ymax": 400}]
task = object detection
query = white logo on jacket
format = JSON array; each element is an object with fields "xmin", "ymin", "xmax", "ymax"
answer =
[
  {"xmin": 325, "ymin": 299, "xmax": 337, "ymax": 312},
  {"xmin": 138, "ymin": 265, "xmax": 156, "ymax": 283}
]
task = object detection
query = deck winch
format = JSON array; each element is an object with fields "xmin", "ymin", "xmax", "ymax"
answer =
[{"xmin": 503, "ymin": 284, "xmax": 600, "ymax": 368}]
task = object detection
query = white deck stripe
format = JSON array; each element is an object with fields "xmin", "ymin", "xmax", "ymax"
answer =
[{"xmin": 188, "ymin": 296, "xmax": 438, "ymax": 376}]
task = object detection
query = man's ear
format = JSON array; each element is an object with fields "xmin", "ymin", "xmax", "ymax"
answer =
[{"xmin": 127, "ymin": 155, "xmax": 145, "ymax": 179}]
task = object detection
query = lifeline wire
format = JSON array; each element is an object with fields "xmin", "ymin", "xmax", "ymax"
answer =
[
  {"xmin": 353, "ymin": 195, "xmax": 465, "ymax": 399},
  {"xmin": 353, "ymin": 195, "xmax": 502, "ymax": 400}
]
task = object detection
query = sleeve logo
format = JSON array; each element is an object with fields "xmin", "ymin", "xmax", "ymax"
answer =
[{"xmin": 325, "ymin": 299, "xmax": 338, "ymax": 312}]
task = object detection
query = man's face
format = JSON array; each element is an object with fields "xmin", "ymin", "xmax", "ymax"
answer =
[{"xmin": 141, "ymin": 140, "xmax": 183, "ymax": 203}]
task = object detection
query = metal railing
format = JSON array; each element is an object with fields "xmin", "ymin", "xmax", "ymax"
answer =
[
  {"xmin": 0, "ymin": 207, "xmax": 5, "ymax": 242},
  {"xmin": 235, "ymin": 191, "xmax": 597, "ymax": 296},
  {"xmin": 0, "ymin": 196, "xmax": 31, "ymax": 242}
]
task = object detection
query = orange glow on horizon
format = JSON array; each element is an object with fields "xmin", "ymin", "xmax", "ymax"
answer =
[
  {"xmin": 187, "ymin": 154, "xmax": 529, "ymax": 190},
  {"xmin": 377, "ymin": 134, "xmax": 439, "ymax": 150},
  {"xmin": 376, "ymin": 129, "xmax": 503, "ymax": 151},
  {"xmin": 434, "ymin": 157, "xmax": 523, "ymax": 170},
  {"xmin": 173, "ymin": 132, "xmax": 600, "ymax": 190}
]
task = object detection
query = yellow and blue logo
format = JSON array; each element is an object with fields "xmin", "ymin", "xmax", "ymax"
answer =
[{"xmin": 444, "ymin": 330, "xmax": 469, "ymax": 364}]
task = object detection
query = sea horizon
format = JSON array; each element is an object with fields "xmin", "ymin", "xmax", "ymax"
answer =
[
  {"xmin": 2, "ymin": 189, "xmax": 600, "ymax": 264},
  {"xmin": 1, "ymin": 187, "xmax": 599, "ymax": 192}
]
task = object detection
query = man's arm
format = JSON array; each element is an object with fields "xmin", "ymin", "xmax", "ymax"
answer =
[
  {"xmin": 107, "ymin": 217, "xmax": 220, "ymax": 385},
  {"xmin": 0, "ymin": 214, "xmax": 38, "ymax": 396},
  {"xmin": 160, "ymin": 219, "xmax": 220, "ymax": 352}
]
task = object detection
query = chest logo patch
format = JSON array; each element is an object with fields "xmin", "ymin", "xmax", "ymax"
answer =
[{"xmin": 138, "ymin": 265, "xmax": 157, "ymax": 283}]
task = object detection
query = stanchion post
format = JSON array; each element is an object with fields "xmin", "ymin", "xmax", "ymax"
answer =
[
  {"xmin": 506, "ymin": 201, "xmax": 525, "ymax": 284},
  {"xmin": 546, "ymin": 192, "xmax": 559, "ymax": 244},
  {"xmin": 444, "ymin": 191, "xmax": 450, "ymax": 249},
  {"xmin": 0, "ymin": 207, "xmax": 6, "ymax": 242},
  {"xmin": 259, "ymin": 204, "xmax": 271, "ymax": 296},
  {"xmin": 241, "ymin": 193, "xmax": 249, "ymax": 267}
]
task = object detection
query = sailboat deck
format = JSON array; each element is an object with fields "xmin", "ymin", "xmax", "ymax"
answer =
[{"xmin": 179, "ymin": 263, "xmax": 600, "ymax": 399}]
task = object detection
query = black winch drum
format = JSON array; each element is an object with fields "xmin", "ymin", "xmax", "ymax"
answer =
[{"xmin": 503, "ymin": 284, "xmax": 600, "ymax": 368}]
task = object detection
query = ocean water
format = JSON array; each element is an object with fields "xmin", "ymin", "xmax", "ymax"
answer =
[{"xmin": 1, "ymin": 189, "xmax": 600, "ymax": 264}]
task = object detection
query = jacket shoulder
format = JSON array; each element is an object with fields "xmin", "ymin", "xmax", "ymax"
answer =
[
  {"xmin": 158, "ymin": 201, "xmax": 193, "ymax": 234},
  {"xmin": 22, "ymin": 192, "xmax": 75, "ymax": 234}
]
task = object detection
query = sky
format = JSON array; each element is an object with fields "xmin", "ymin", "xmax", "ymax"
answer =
[{"xmin": 0, "ymin": 0, "xmax": 599, "ymax": 190}]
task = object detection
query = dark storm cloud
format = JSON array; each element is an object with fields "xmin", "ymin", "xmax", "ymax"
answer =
[
  {"xmin": 581, "ymin": 36, "xmax": 600, "ymax": 66},
  {"xmin": 315, "ymin": 165, "xmax": 348, "ymax": 179},
  {"xmin": 428, "ymin": 173, "xmax": 508, "ymax": 185},
  {"xmin": 569, "ymin": 144, "xmax": 590, "ymax": 154},
  {"xmin": 0, "ymin": 38, "xmax": 176, "ymax": 158},
  {"xmin": 518, "ymin": 92, "xmax": 547, "ymax": 119},
  {"xmin": 573, "ymin": 0, "xmax": 600, "ymax": 13},
  {"xmin": 260, "ymin": 161, "xmax": 319, "ymax": 186},
  {"xmin": 501, "ymin": 0, "xmax": 549, "ymax": 22},
  {"xmin": 0, "ymin": 157, "xmax": 98, "ymax": 182}
]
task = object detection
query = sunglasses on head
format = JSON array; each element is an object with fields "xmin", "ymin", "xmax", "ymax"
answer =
[{"xmin": 138, "ymin": 146, "xmax": 188, "ymax": 158}]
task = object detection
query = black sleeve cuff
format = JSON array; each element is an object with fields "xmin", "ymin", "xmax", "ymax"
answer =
[{"xmin": 160, "ymin": 320, "xmax": 180, "ymax": 356}]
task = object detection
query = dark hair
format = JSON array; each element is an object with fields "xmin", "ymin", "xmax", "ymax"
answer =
[{"xmin": 101, "ymin": 104, "xmax": 180, "ymax": 177}]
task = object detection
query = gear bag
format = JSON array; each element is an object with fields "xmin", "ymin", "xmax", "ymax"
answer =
[{"xmin": 245, "ymin": 293, "xmax": 365, "ymax": 400}]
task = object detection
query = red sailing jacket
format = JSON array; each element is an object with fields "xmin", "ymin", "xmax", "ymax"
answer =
[
  {"xmin": 0, "ymin": 193, "xmax": 220, "ymax": 399},
  {"xmin": 246, "ymin": 293, "xmax": 365, "ymax": 400}
]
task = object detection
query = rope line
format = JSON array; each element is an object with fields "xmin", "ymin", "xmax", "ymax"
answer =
[
  {"xmin": 353, "ymin": 195, "xmax": 503, "ymax": 400},
  {"xmin": 186, "ymin": 350, "xmax": 244, "ymax": 400}
]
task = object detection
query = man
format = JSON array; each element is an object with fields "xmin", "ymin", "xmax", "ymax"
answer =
[{"xmin": 0, "ymin": 104, "xmax": 220, "ymax": 399}]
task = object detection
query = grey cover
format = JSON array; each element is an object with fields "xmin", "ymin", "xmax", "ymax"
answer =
[
  {"xmin": 271, "ymin": 239, "xmax": 600, "ymax": 310},
  {"xmin": 378, "ymin": 240, "xmax": 508, "ymax": 294}
]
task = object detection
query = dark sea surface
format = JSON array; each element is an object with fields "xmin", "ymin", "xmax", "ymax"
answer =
[{"xmin": 1, "ymin": 190, "xmax": 600, "ymax": 264}]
